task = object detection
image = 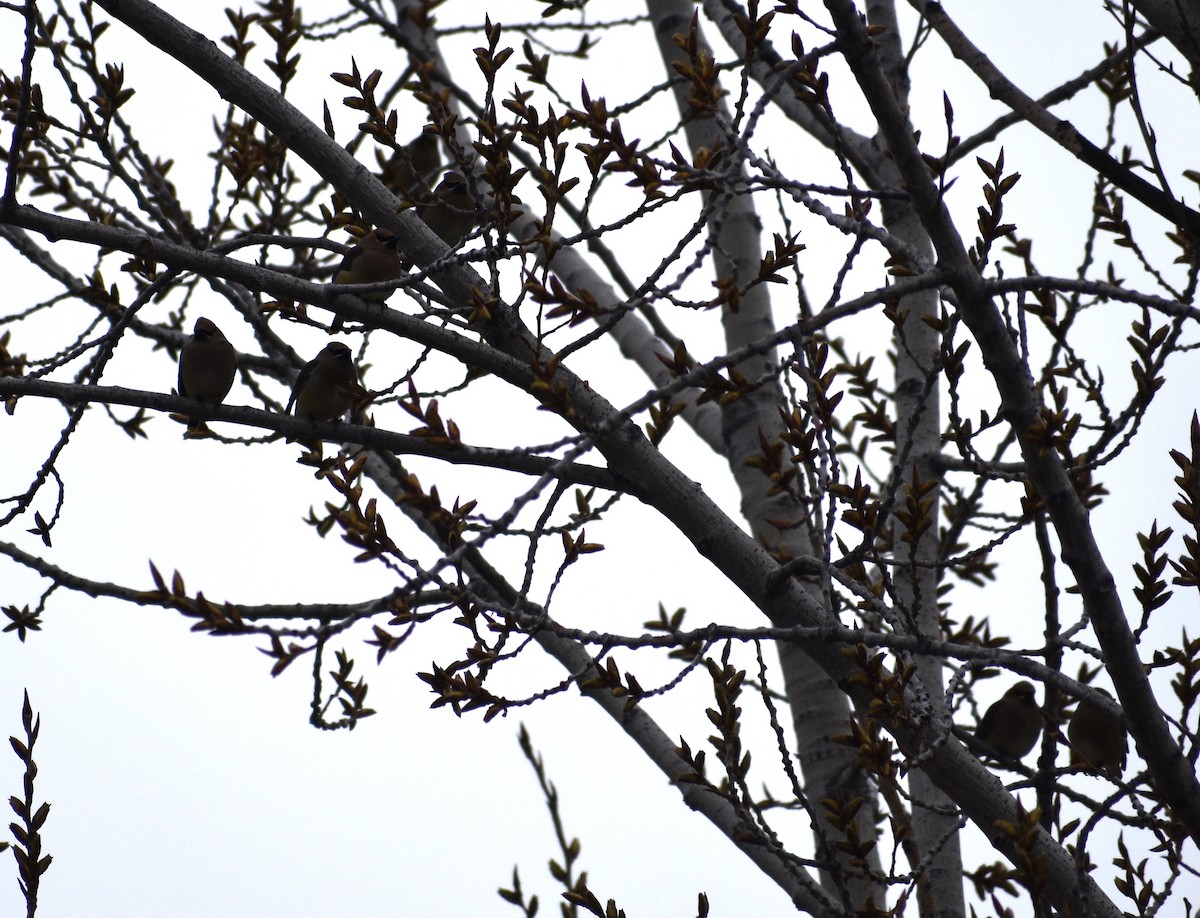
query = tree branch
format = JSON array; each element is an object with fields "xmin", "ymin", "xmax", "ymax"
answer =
[{"xmin": 829, "ymin": 0, "xmax": 1200, "ymax": 870}]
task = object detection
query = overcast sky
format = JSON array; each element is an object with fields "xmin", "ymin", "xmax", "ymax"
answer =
[{"xmin": 2, "ymin": 1, "xmax": 1199, "ymax": 915}]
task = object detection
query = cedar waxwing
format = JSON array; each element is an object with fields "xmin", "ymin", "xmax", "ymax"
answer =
[
  {"xmin": 177, "ymin": 317, "xmax": 237, "ymax": 434},
  {"xmin": 378, "ymin": 133, "xmax": 442, "ymax": 201},
  {"xmin": 975, "ymin": 681, "xmax": 1042, "ymax": 761},
  {"xmin": 286, "ymin": 342, "xmax": 359, "ymax": 422},
  {"xmin": 329, "ymin": 229, "xmax": 405, "ymax": 331},
  {"xmin": 419, "ymin": 171, "xmax": 476, "ymax": 248},
  {"xmin": 1068, "ymin": 689, "xmax": 1127, "ymax": 776}
]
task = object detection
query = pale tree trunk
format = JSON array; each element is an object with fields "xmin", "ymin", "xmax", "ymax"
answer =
[
  {"xmin": 867, "ymin": 1, "xmax": 966, "ymax": 914},
  {"xmin": 647, "ymin": 0, "xmax": 884, "ymax": 908},
  {"xmin": 698, "ymin": 0, "xmax": 964, "ymax": 909}
]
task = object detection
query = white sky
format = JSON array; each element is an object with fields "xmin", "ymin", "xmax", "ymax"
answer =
[{"xmin": 2, "ymin": 1, "xmax": 1199, "ymax": 915}]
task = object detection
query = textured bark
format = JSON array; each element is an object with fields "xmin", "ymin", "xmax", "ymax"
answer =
[
  {"xmin": 646, "ymin": 0, "xmax": 884, "ymax": 907},
  {"xmin": 866, "ymin": 0, "xmax": 965, "ymax": 914}
]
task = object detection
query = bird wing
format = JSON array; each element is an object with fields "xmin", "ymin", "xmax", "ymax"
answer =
[
  {"xmin": 975, "ymin": 702, "xmax": 1001, "ymax": 742},
  {"xmin": 335, "ymin": 245, "xmax": 362, "ymax": 279},
  {"xmin": 286, "ymin": 361, "xmax": 314, "ymax": 414}
]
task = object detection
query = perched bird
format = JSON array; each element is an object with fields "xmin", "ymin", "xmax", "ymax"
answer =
[
  {"xmin": 975, "ymin": 681, "xmax": 1042, "ymax": 761},
  {"xmin": 286, "ymin": 342, "xmax": 359, "ymax": 422},
  {"xmin": 329, "ymin": 229, "xmax": 405, "ymax": 331},
  {"xmin": 378, "ymin": 132, "xmax": 442, "ymax": 202},
  {"xmin": 1068, "ymin": 689, "xmax": 1127, "ymax": 776},
  {"xmin": 419, "ymin": 171, "xmax": 476, "ymax": 248},
  {"xmin": 177, "ymin": 317, "xmax": 237, "ymax": 434}
]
